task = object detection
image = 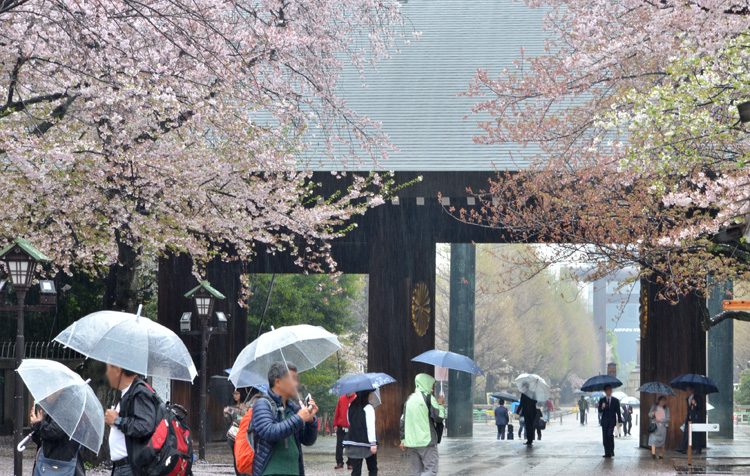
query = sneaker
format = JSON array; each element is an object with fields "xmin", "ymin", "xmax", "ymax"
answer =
[
  {"xmin": 348, "ymin": 466, "xmax": 353, "ymax": 470},
  {"xmin": 335, "ymin": 465, "xmax": 344, "ymax": 470}
]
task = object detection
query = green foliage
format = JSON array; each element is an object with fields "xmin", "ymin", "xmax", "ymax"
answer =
[
  {"xmin": 607, "ymin": 330, "xmax": 621, "ymax": 370},
  {"xmin": 246, "ymin": 274, "xmax": 363, "ymax": 338},
  {"xmin": 735, "ymin": 370, "xmax": 750, "ymax": 406},
  {"xmin": 298, "ymin": 354, "xmax": 346, "ymax": 417}
]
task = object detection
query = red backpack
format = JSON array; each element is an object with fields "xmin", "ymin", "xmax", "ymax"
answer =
[{"xmin": 134, "ymin": 382, "xmax": 194, "ymax": 476}]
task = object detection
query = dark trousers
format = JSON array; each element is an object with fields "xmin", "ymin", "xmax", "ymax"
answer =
[
  {"xmin": 112, "ymin": 463, "xmax": 133, "ymax": 476},
  {"xmin": 602, "ymin": 421, "xmax": 615, "ymax": 456},
  {"xmin": 580, "ymin": 411, "xmax": 586, "ymax": 425},
  {"xmin": 518, "ymin": 422, "xmax": 526, "ymax": 439},
  {"xmin": 496, "ymin": 424, "xmax": 506, "ymax": 440},
  {"xmin": 536, "ymin": 427, "xmax": 542, "ymax": 440},
  {"xmin": 336, "ymin": 427, "xmax": 350, "ymax": 466},
  {"xmin": 350, "ymin": 454, "xmax": 377, "ymax": 476},
  {"xmin": 680, "ymin": 421, "xmax": 705, "ymax": 451},
  {"xmin": 623, "ymin": 419, "xmax": 632, "ymax": 435}
]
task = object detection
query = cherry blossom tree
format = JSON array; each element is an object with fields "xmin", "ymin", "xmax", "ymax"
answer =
[
  {"xmin": 460, "ymin": 0, "xmax": 750, "ymax": 327},
  {"xmin": 0, "ymin": 0, "xmax": 412, "ymax": 310}
]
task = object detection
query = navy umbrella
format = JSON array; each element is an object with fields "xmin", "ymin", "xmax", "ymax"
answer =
[
  {"xmin": 670, "ymin": 374, "xmax": 719, "ymax": 395},
  {"xmin": 490, "ymin": 391, "xmax": 519, "ymax": 402},
  {"xmin": 329, "ymin": 373, "xmax": 396, "ymax": 395},
  {"xmin": 207, "ymin": 375, "xmax": 235, "ymax": 405},
  {"xmin": 638, "ymin": 381, "xmax": 676, "ymax": 396},
  {"xmin": 581, "ymin": 375, "xmax": 622, "ymax": 392},
  {"xmin": 411, "ymin": 350, "xmax": 484, "ymax": 375}
]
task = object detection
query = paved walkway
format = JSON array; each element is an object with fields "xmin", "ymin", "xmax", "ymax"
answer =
[{"xmin": 4, "ymin": 412, "xmax": 750, "ymax": 475}]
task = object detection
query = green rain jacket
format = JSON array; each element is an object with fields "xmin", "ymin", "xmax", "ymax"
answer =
[{"xmin": 400, "ymin": 373, "xmax": 445, "ymax": 448}]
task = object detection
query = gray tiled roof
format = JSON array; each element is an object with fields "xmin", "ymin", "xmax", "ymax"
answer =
[{"xmin": 305, "ymin": 0, "xmax": 549, "ymax": 172}]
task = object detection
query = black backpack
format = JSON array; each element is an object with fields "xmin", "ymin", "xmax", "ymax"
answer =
[
  {"xmin": 422, "ymin": 393, "xmax": 444, "ymax": 444},
  {"xmin": 134, "ymin": 382, "xmax": 194, "ymax": 476}
]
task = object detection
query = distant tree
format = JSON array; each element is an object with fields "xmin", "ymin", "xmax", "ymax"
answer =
[
  {"xmin": 436, "ymin": 244, "xmax": 602, "ymax": 392},
  {"xmin": 735, "ymin": 370, "xmax": 750, "ymax": 406},
  {"xmin": 606, "ymin": 330, "xmax": 621, "ymax": 371},
  {"xmin": 246, "ymin": 274, "xmax": 363, "ymax": 338},
  {"xmin": 299, "ymin": 355, "xmax": 346, "ymax": 418}
]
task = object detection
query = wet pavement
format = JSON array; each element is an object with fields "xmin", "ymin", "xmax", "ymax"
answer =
[{"xmin": 3, "ymin": 411, "xmax": 750, "ymax": 475}]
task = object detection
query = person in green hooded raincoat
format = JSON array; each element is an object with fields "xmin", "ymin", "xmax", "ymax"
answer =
[{"xmin": 399, "ymin": 373, "xmax": 445, "ymax": 476}]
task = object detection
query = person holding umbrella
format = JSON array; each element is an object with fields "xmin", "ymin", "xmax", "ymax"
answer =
[
  {"xmin": 30, "ymin": 406, "xmax": 86, "ymax": 476},
  {"xmin": 251, "ymin": 361, "xmax": 319, "ymax": 476},
  {"xmin": 677, "ymin": 384, "xmax": 704, "ymax": 454},
  {"xmin": 399, "ymin": 373, "xmax": 445, "ymax": 476},
  {"xmin": 648, "ymin": 396, "xmax": 670, "ymax": 459},
  {"xmin": 577, "ymin": 396, "xmax": 589, "ymax": 425},
  {"xmin": 225, "ymin": 388, "xmax": 249, "ymax": 476},
  {"xmin": 104, "ymin": 365, "xmax": 159, "ymax": 476},
  {"xmin": 494, "ymin": 399, "xmax": 509, "ymax": 440},
  {"xmin": 598, "ymin": 385, "xmax": 622, "ymax": 458},
  {"xmin": 517, "ymin": 386, "xmax": 537, "ymax": 447},
  {"xmin": 343, "ymin": 390, "xmax": 378, "ymax": 476}
]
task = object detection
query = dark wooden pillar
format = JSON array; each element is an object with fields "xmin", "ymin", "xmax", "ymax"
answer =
[
  {"xmin": 707, "ymin": 279, "xmax": 733, "ymax": 439},
  {"xmin": 368, "ymin": 204, "xmax": 436, "ymax": 445},
  {"xmin": 447, "ymin": 243, "xmax": 475, "ymax": 437},
  {"xmin": 158, "ymin": 252, "xmax": 248, "ymax": 442},
  {"xmin": 639, "ymin": 277, "xmax": 706, "ymax": 450}
]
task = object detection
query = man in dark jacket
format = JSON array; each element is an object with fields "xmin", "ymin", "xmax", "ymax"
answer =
[
  {"xmin": 104, "ymin": 364, "xmax": 158, "ymax": 476},
  {"xmin": 621, "ymin": 402, "xmax": 633, "ymax": 436},
  {"xmin": 517, "ymin": 388, "xmax": 537, "ymax": 447},
  {"xmin": 30, "ymin": 409, "xmax": 85, "ymax": 476},
  {"xmin": 252, "ymin": 361, "xmax": 319, "ymax": 476},
  {"xmin": 598, "ymin": 385, "xmax": 622, "ymax": 458},
  {"xmin": 677, "ymin": 385, "xmax": 704, "ymax": 454},
  {"xmin": 494, "ymin": 399, "xmax": 509, "ymax": 440}
]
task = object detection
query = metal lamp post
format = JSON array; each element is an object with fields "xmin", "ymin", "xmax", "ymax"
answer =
[
  {"xmin": 182, "ymin": 280, "xmax": 226, "ymax": 462},
  {"xmin": 0, "ymin": 238, "xmax": 51, "ymax": 476}
]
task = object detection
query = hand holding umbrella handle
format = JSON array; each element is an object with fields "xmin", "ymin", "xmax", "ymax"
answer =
[{"xmin": 17, "ymin": 432, "xmax": 33, "ymax": 452}]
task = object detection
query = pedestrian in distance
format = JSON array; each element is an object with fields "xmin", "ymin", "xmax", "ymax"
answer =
[
  {"xmin": 677, "ymin": 385, "xmax": 704, "ymax": 454},
  {"xmin": 399, "ymin": 373, "xmax": 445, "ymax": 476},
  {"xmin": 517, "ymin": 386, "xmax": 537, "ymax": 447},
  {"xmin": 534, "ymin": 406, "xmax": 544, "ymax": 441},
  {"xmin": 544, "ymin": 399, "xmax": 553, "ymax": 421},
  {"xmin": 251, "ymin": 361, "xmax": 319, "ymax": 476},
  {"xmin": 578, "ymin": 396, "xmax": 588, "ymax": 425},
  {"xmin": 225, "ymin": 388, "xmax": 249, "ymax": 476},
  {"xmin": 343, "ymin": 390, "xmax": 378, "ymax": 476},
  {"xmin": 648, "ymin": 396, "xmax": 670, "ymax": 459},
  {"xmin": 334, "ymin": 392, "xmax": 357, "ymax": 470},
  {"xmin": 621, "ymin": 401, "xmax": 633, "ymax": 436},
  {"xmin": 494, "ymin": 399, "xmax": 509, "ymax": 440},
  {"xmin": 598, "ymin": 384, "xmax": 622, "ymax": 458},
  {"xmin": 30, "ymin": 405, "xmax": 86, "ymax": 476},
  {"xmin": 104, "ymin": 364, "xmax": 159, "ymax": 476}
]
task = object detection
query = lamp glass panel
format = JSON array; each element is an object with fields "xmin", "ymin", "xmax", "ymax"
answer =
[
  {"xmin": 8, "ymin": 260, "xmax": 33, "ymax": 286},
  {"xmin": 195, "ymin": 296, "xmax": 211, "ymax": 316}
]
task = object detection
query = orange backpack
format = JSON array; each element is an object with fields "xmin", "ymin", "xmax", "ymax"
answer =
[{"xmin": 234, "ymin": 408, "xmax": 255, "ymax": 474}]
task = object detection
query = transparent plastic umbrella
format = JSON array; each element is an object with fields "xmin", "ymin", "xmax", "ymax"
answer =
[
  {"xmin": 229, "ymin": 325, "xmax": 341, "ymax": 388},
  {"xmin": 54, "ymin": 307, "xmax": 197, "ymax": 381},
  {"xmin": 17, "ymin": 359, "xmax": 105, "ymax": 453},
  {"xmin": 515, "ymin": 373, "xmax": 550, "ymax": 401}
]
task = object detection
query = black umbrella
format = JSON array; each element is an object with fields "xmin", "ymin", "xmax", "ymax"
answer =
[
  {"xmin": 207, "ymin": 375, "xmax": 235, "ymax": 405},
  {"xmin": 490, "ymin": 391, "xmax": 519, "ymax": 402},
  {"xmin": 637, "ymin": 382, "xmax": 676, "ymax": 396},
  {"xmin": 670, "ymin": 374, "xmax": 718, "ymax": 395},
  {"xmin": 581, "ymin": 375, "xmax": 622, "ymax": 392}
]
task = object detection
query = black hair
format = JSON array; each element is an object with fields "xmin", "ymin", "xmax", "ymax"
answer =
[
  {"xmin": 123, "ymin": 369, "xmax": 137, "ymax": 378},
  {"xmin": 268, "ymin": 361, "xmax": 298, "ymax": 388},
  {"xmin": 603, "ymin": 384, "xmax": 612, "ymax": 391},
  {"xmin": 351, "ymin": 390, "xmax": 374, "ymax": 409},
  {"xmin": 497, "ymin": 399, "xmax": 505, "ymax": 405},
  {"xmin": 232, "ymin": 388, "xmax": 248, "ymax": 406},
  {"xmin": 657, "ymin": 395, "xmax": 667, "ymax": 403}
]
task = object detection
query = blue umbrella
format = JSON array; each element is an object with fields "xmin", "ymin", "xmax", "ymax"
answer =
[
  {"xmin": 590, "ymin": 391, "xmax": 605, "ymax": 398},
  {"xmin": 670, "ymin": 374, "xmax": 719, "ymax": 395},
  {"xmin": 581, "ymin": 375, "xmax": 622, "ymax": 392},
  {"xmin": 490, "ymin": 392, "xmax": 519, "ymax": 403},
  {"xmin": 411, "ymin": 350, "xmax": 484, "ymax": 375},
  {"xmin": 329, "ymin": 373, "xmax": 396, "ymax": 395},
  {"xmin": 638, "ymin": 381, "xmax": 676, "ymax": 396}
]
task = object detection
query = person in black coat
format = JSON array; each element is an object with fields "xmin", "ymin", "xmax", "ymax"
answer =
[
  {"xmin": 598, "ymin": 385, "xmax": 622, "ymax": 458},
  {"xmin": 517, "ymin": 388, "xmax": 538, "ymax": 447},
  {"xmin": 104, "ymin": 365, "xmax": 159, "ymax": 476},
  {"xmin": 621, "ymin": 402, "xmax": 633, "ymax": 436},
  {"xmin": 30, "ymin": 408, "xmax": 85, "ymax": 476},
  {"xmin": 677, "ymin": 385, "xmax": 704, "ymax": 454}
]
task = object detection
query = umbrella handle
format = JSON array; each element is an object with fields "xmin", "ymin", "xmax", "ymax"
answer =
[{"xmin": 17, "ymin": 432, "xmax": 33, "ymax": 452}]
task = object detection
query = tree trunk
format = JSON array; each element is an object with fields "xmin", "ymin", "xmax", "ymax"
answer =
[
  {"xmin": 639, "ymin": 277, "xmax": 706, "ymax": 450},
  {"xmin": 104, "ymin": 237, "xmax": 140, "ymax": 312}
]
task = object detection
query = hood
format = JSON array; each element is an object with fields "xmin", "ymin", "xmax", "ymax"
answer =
[{"xmin": 415, "ymin": 373, "xmax": 435, "ymax": 394}]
